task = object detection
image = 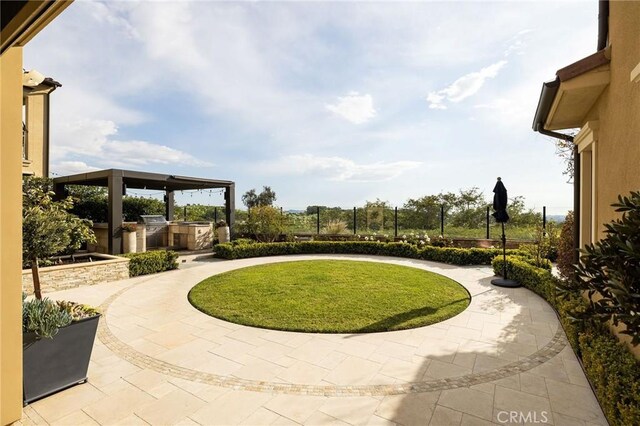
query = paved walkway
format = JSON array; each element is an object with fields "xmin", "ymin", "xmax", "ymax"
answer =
[{"xmin": 20, "ymin": 255, "xmax": 606, "ymax": 426}]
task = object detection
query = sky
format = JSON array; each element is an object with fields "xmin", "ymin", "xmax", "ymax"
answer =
[{"xmin": 25, "ymin": 0, "xmax": 597, "ymax": 214}]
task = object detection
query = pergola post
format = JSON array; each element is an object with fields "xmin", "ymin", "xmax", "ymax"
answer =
[
  {"xmin": 165, "ymin": 190, "xmax": 174, "ymax": 221},
  {"xmin": 108, "ymin": 170, "xmax": 124, "ymax": 255},
  {"xmin": 225, "ymin": 183, "xmax": 235, "ymax": 237},
  {"xmin": 52, "ymin": 181, "xmax": 65, "ymax": 201}
]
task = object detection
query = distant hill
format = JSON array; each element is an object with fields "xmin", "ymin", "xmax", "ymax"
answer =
[{"xmin": 547, "ymin": 214, "xmax": 566, "ymax": 223}]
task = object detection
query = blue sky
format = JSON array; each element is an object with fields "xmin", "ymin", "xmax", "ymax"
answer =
[{"xmin": 25, "ymin": 0, "xmax": 597, "ymax": 214}]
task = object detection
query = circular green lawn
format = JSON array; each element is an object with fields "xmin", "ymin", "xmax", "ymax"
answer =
[{"xmin": 188, "ymin": 260, "xmax": 470, "ymax": 333}]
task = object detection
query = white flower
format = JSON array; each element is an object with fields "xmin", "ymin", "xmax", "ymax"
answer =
[
  {"xmin": 402, "ymin": 235, "xmax": 407, "ymax": 239},
  {"xmin": 364, "ymin": 236, "xmax": 369, "ymax": 241},
  {"xmin": 419, "ymin": 240, "xmax": 425, "ymax": 245}
]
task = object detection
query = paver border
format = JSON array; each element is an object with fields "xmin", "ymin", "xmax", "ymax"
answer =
[{"xmin": 96, "ymin": 258, "xmax": 568, "ymax": 397}]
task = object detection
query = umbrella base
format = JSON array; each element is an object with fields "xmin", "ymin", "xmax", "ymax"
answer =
[{"xmin": 491, "ymin": 278, "xmax": 521, "ymax": 288}]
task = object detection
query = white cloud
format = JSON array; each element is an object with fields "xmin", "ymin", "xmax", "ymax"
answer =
[
  {"xmin": 427, "ymin": 60, "xmax": 507, "ymax": 109},
  {"xmin": 52, "ymin": 119, "xmax": 211, "ymax": 170},
  {"xmin": 326, "ymin": 92, "xmax": 377, "ymax": 124},
  {"xmin": 51, "ymin": 161, "xmax": 100, "ymax": 176},
  {"xmin": 266, "ymin": 154, "xmax": 421, "ymax": 182}
]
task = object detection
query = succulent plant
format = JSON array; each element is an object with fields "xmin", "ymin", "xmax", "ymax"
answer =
[{"xmin": 22, "ymin": 294, "xmax": 99, "ymax": 339}]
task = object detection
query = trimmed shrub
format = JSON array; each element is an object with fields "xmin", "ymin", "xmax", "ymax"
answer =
[
  {"xmin": 579, "ymin": 329, "xmax": 640, "ymax": 425},
  {"xmin": 123, "ymin": 251, "xmax": 179, "ymax": 277},
  {"xmin": 556, "ymin": 211, "xmax": 575, "ymax": 279},
  {"xmin": 493, "ymin": 255, "xmax": 640, "ymax": 425},
  {"xmin": 213, "ymin": 241, "xmax": 525, "ymax": 266}
]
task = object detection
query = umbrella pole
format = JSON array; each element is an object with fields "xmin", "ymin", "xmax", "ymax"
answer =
[{"xmin": 502, "ymin": 221, "xmax": 507, "ymax": 280}]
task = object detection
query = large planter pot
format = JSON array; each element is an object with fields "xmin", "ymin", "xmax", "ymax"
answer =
[
  {"xmin": 23, "ymin": 314, "xmax": 100, "ymax": 404},
  {"xmin": 123, "ymin": 231, "xmax": 137, "ymax": 253},
  {"xmin": 217, "ymin": 226, "xmax": 230, "ymax": 243}
]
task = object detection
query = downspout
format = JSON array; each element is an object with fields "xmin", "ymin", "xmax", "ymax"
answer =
[{"xmin": 597, "ymin": 0, "xmax": 609, "ymax": 51}]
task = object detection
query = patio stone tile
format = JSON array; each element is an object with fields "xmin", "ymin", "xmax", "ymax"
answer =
[
  {"xmin": 85, "ymin": 358, "xmax": 142, "ymax": 388},
  {"xmin": 335, "ymin": 339, "xmax": 379, "ymax": 358},
  {"xmin": 490, "ymin": 373, "xmax": 520, "ymax": 391},
  {"xmin": 452, "ymin": 352, "xmax": 477, "ymax": 369},
  {"xmin": 375, "ymin": 393, "xmax": 439, "ymax": 425},
  {"xmin": 365, "ymin": 415, "xmax": 396, "ymax": 425},
  {"xmin": 376, "ymin": 341, "xmax": 422, "ymax": 362},
  {"xmin": 49, "ymin": 410, "xmax": 99, "ymax": 426},
  {"xmin": 460, "ymin": 414, "xmax": 498, "ymax": 426},
  {"xmin": 438, "ymin": 388, "xmax": 494, "ymax": 421},
  {"xmin": 134, "ymin": 389, "xmax": 207, "ymax": 425},
  {"xmin": 144, "ymin": 330, "xmax": 197, "ymax": 349},
  {"xmin": 379, "ymin": 358, "xmax": 428, "ymax": 382},
  {"xmin": 265, "ymin": 395, "xmax": 328, "ymax": 423},
  {"xmin": 318, "ymin": 396, "xmax": 381, "ymax": 424},
  {"xmin": 29, "ymin": 383, "xmax": 105, "ymax": 423},
  {"xmin": 288, "ymin": 340, "xmax": 343, "ymax": 365},
  {"xmin": 249, "ymin": 340, "xmax": 295, "ymax": 363},
  {"xmin": 232, "ymin": 356, "xmax": 285, "ymax": 381},
  {"xmin": 82, "ymin": 383, "xmax": 155, "ymax": 424},
  {"xmin": 173, "ymin": 417, "xmax": 202, "ymax": 426},
  {"xmin": 518, "ymin": 373, "xmax": 548, "ymax": 398},
  {"xmin": 544, "ymin": 379, "xmax": 607, "ymax": 424},
  {"xmin": 323, "ymin": 357, "xmax": 382, "ymax": 385},
  {"xmin": 242, "ymin": 407, "xmax": 284, "ymax": 425},
  {"xmin": 425, "ymin": 359, "xmax": 472, "ymax": 380},
  {"xmin": 127, "ymin": 337, "xmax": 168, "ymax": 356},
  {"xmin": 305, "ymin": 411, "xmax": 351, "ymax": 425},
  {"xmin": 429, "ymin": 405, "xmax": 463, "ymax": 426},
  {"xmin": 469, "ymin": 382, "xmax": 495, "ymax": 395},
  {"xmin": 189, "ymin": 391, "xmax": 273, "ymax": 425},
  {"xmin": 472, "ymin": 354, "xmax": 509, "ymax": 374},
  {"xmin": 277, "ymin": 361, "xmax": 331, "ymax": 385},
  {"xmin": 107, "ymin": 414, "xmax": 150, "ymax": 425},
  {"xmin": 492, "ymin": 386, "xmax": 553, "ymax": 424},
  {"xmin": 196, "ymin": 352, "xmax": 244, "ymax": 375}
]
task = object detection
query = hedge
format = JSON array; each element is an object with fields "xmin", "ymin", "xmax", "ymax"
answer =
[
  {"xmin": 213, "ymin": 241, "xmax": 526, "ymax": 266},
  {"xmin": 492, "ymin": 256, "xmax": 640, "ymax": 426},
  {"xmin": 123, "ymin": 250, "xmax": 179, "ymax": 277}
]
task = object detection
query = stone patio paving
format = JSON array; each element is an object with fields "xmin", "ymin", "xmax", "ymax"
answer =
[{"xmin": 19, "ymin": 254, "xmax": 606, "ymax": 425}]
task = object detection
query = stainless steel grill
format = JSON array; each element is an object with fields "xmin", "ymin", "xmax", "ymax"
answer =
[{"xmin": 140, "ymin": 215, "xmax": 168, "ymax": 248}]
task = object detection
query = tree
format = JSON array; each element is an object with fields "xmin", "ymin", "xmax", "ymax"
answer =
[
  {"xmin": 242, "ymin": 186, "xmax": 277, "ymax": 209},
  {"xmin": 551, "ymin": 132, "xmax": 577, "ymax": 183},
  {"xmin": 246, "ymin": 205, "xmax": 286, "ymax": 242},
  {"xmin": 23, "ymin": 178, "xmax": 96, "ymax": 299}
]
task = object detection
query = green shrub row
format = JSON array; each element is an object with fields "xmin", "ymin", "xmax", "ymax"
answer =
[
  {"xmin": 213, "ymin": 241, "xmax": 525, "ymax": 266},
  {"xmin": 492, "ymin": 256, "xmax": 640, "ymax": 425},
  {"xmin": 123, "ymin": 250, "xmax": 179, "ymax": 277}
]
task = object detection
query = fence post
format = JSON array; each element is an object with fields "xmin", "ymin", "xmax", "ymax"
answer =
[
  {"xmin": 486, "ymin": 206, "xmax": 490, "ymax": 239},
  {"xmin": 394, "ymin": 207, "xmax": 398, "ymax": 238},
  {"xmin": 280, "ymin": 206, "xmax": 283, "ymax": 215},
  {"xmin": 353, "ymin": 207, "xmax": 356, "ymax": 234},
  {"xmin": 317, "ymin": 206, "xmax": 320, "ymax": 235},
  {"xmin": 543, "ymin": 206, "xmax": 547, "ymax": 236},
  {"xmin": 214, "ymin": 207, "xmax": 217, "ymax": 222},
  {"xmin": 440, "ymin": 205, "xmax": 444, "ymax": 236}
]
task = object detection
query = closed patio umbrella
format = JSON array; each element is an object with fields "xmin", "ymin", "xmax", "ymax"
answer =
[{"xmin": 491, "ymin": 177, "xmax": 521, "ymax": 288}]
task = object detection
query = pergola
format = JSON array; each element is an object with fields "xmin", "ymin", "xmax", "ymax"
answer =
[{"xmin": 53, "ymin": 169, "xmax": 235, "ymax": 254}]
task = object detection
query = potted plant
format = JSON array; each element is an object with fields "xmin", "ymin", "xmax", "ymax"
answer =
[
  {"xmin": 21, "ymin": 177, "xmax": 100, "ymax": 403},
  {"xmin": 22, "ymin": 296, "xmax": 100, "ymax": 404},
  {"xmin": 215, "ymin": 220, "xmax": 230, "ymax": 243},
  {"xmin": 122, "ymin": 223, "xmax": 137, "ymax": 253}
]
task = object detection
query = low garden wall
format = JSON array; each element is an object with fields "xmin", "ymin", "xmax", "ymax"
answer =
[{"xmin": 22, "ymin": 254, "xmax": 130, "ymax": 295}]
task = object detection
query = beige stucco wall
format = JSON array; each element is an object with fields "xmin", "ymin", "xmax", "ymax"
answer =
[
  {"xmin": 0, "ymin": 46, "xmax": 25, "ymax": 425},
  {"xmin": 592, "ymin": 1, "xmax": 640, "ymax": 240},
  {"xmin": 22, "ymin": 88, "xmax": 50, "ymax": 177}
]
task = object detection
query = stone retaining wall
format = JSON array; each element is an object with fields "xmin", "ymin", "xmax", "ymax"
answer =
[{"xmin": 22, "ymin": 254, "xmax": 129, "ymax": 295}]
